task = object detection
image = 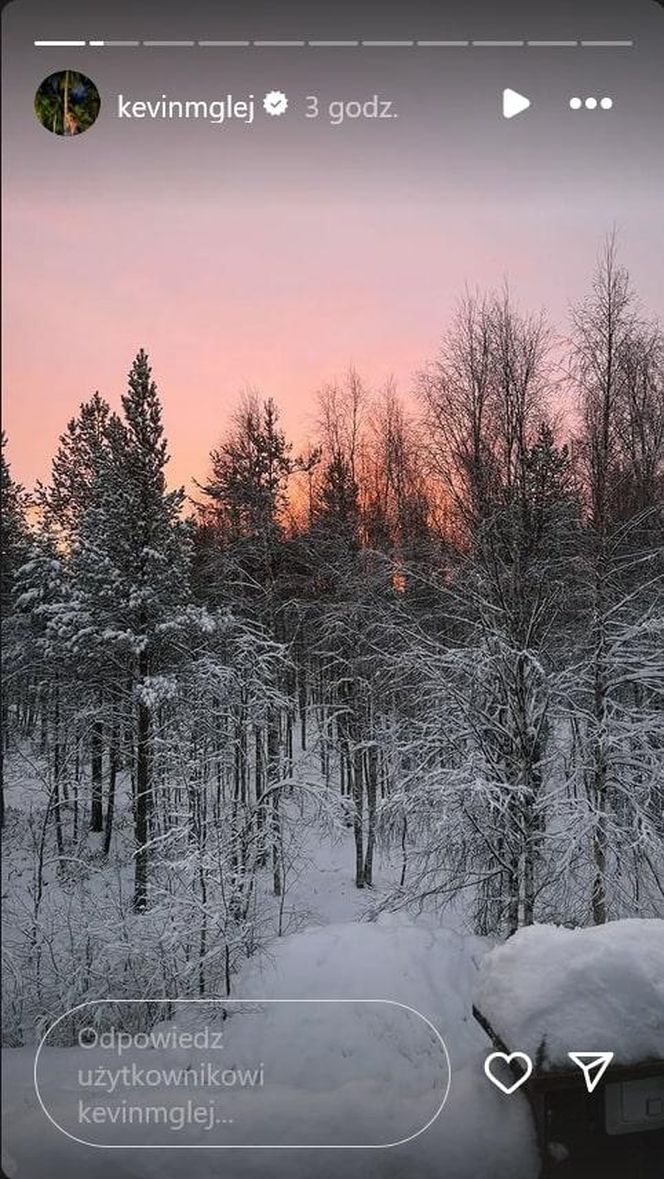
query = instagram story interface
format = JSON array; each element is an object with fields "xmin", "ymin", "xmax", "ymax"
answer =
[{"xmin": 2, "ymin": 2, "xmax": 663, "ymax": 1178}]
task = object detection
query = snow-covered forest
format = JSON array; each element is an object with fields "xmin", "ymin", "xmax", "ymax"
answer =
[{"xmin": 2, "ymin": 238, "xmax": 663, "ymax": 1052}]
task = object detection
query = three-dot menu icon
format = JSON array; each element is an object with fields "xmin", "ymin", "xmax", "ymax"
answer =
[{"xmin": 570, "ymin": 96, "xmax": 613, "ymax": 110}]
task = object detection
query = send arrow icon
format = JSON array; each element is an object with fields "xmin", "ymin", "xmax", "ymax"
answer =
[
  {"xmin": 568, "ymin": 1052, "xmax": 614, "ymax": 1093},
  {"xmin": 502, "ymin": 88, "xmax": 531, "ymax": 119}
]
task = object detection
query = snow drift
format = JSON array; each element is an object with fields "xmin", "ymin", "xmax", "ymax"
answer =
[{"xmin": 474, "ymin": 918, "xmax": 664, "ymax": 1068}]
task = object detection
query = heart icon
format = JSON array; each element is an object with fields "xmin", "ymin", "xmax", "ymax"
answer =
[{"xmin": 484, "ymin": 1051, "xmax": 533, "ymax": 1094}]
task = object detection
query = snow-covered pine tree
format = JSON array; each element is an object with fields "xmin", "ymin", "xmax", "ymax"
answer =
[
  {"xmin": 37, "ymin": 395, "xmax": 122, "ymax": 833},
  {"xmin": 198, "ymin": 394, "xmax": 293, "ymax": 894},
  {"xmin": 12, "ymin": 532, "xmax": 72, "ymax": 858},
  {"xmin": 199, "ymin": 394, "xmax": 292, "ymax": 601},
  {"xmin": 1, "ymin": 436, "xmax": 31, "ymax": 826},
  {"xmin": 302, "ymin": 381, "xmax": 387, "ymax": 889},
  {"xmin": 67, "ymin": 351, "xmax": 191, "ymax": 908},
  {"xmin": 39, "ymin": 392, "xmax": 114, "ymax": 547}
]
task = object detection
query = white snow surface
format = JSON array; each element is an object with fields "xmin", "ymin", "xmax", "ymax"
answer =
[
  {"xmin": 2, "ymin": 917, "xmax": 539, "ymax": 1179},
  {"xmin": 474, "ymin": 918, "xmax": 664, "ymax": 1068}
]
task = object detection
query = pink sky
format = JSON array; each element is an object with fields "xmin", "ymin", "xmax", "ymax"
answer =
[
  {"xmin": 5, "ymin": 35, "xmax": 663, "ymax": 496},
  {"xmin": 6, "ymin": 188, "xmax": 661, "ymax": 496},
  {"xmin": 3, "ymin": 0, "xmax": 663, "ymax": 494}
]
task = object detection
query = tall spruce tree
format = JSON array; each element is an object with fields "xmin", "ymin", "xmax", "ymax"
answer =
[
  {"xmin": 40, "ymin": 395, "xmax": 121, "ymax": 833},
  {"xmin": 67, "ymin": 351, "xmax": 191, "ymax": 907}
]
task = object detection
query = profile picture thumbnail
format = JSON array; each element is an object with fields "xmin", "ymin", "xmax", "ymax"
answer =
[{"xmin": 34, "ymin": 70, "xmax": 101, "ymax": 136}]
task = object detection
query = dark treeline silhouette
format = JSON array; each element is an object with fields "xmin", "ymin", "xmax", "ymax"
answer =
[{"xmin": 2, "ymin": 239, "xmax": 663, "ymax": 1043}]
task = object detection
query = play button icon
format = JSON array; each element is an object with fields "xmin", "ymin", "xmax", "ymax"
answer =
[{"xmin": 503, "ymin": 88, "xmax": 531, "ymax": 118}]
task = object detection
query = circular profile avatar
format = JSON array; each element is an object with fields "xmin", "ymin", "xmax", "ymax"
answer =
[{"xmin": 34, "ymin": 70, "xmax": 100, "ymax": 136}]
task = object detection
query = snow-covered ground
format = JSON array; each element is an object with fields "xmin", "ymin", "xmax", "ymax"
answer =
[
  {"xmin": 2, "ymin": 917, "xmax": 539, "ymax": 1179},
  {"xmin": 3, "ymin": 773, "xmax": 662, "ymax": 1179},
  {"xmin": 3, "ymin": 812, "xmax": 540, "ymax": 1179}
]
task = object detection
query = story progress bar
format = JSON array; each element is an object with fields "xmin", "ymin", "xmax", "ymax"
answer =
[{"xmin": 33, "ymin": 38, "xmax": 635, "ymax": 49}]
